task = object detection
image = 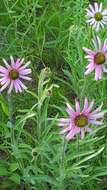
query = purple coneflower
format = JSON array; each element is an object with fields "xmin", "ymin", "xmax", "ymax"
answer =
[
  {"xmin": 86, "ymin": 2, "xmax": 107, "ymax": 31},
  {"xmin": 58, "ymin": 98, "xmax": 104, "ymax": 140},
  {"xmin": 0, "ymin": 56, "xmax": 32, "ymax": 93},
  {"xmin": 83, "ymin": 36, "xmax": 107, "ymax": 80}
]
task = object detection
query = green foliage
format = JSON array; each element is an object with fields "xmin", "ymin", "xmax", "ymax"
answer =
[{"xmin": 0, "ymin": 0, "xmax": 107, "ymax": 190}]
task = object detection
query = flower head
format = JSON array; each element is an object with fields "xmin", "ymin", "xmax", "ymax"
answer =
[
  {"xmin": 0, "ymin": 56, "xmax": 32, "ymax": 93},
  {"xmin": 58, "ymin": 98, "xmax": 104, "ymax": 140},
  {"xmin": 83, "ymin": 36, "xmax": 107, "ymax": 80},
  {"xmin": 86, "ymin": 3, "xmax": 107, "ymax": 31}
]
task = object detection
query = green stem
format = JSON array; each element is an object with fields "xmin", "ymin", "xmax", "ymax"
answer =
[
  {"xmin": 8, "ymin": 93, "xmax": 14, "ymax": 145},
  {"xmin": 77, "ymin": 134, "xmax": 80, "ymax": 162},
  {"xmin": 59, "ymin": 137, "xmax": 66, "ymax": 190},
  {"xmin": 80, "ymin": 77, "xmax": 87, "ymax": 101}
]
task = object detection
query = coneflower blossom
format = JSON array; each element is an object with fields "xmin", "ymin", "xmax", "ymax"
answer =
[
  {"xmin": 58, "ymin": 98, "xmax": 104, "ymax": 140},
  {"xmin": 86, "ymin": 3, "xmax": 107, "ymax": 31},
  {"xmin": 0, "ymin": 56, "xmax": 32, "ymax": 93},
  {"xmin": 83, "ymin": 36, "xmax": 107, "ymax": 80}
]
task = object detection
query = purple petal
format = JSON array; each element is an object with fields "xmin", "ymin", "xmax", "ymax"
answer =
[{"xmin": 58, "ymin": 118, "xmax": 71, "ymax": 126}]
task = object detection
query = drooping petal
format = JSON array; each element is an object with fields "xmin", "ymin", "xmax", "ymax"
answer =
[
  {"xmin": 66, "ymin": 130, "xmax": 75, "ymax": 140},
  {"xmin": 80, "ymin": 129, "xmax": 85, "ymax": 139},
  {"xmin": 17, "ymin": 79, "xmax": 27, "ymax": 90},
  {"xmin": 60, "ymin": 127, "xmax": 71, "ymax": 134},
  {"xmin": 85, "ymin": 63, "xmax": 95, "ymax": 75},
  {"xmin": 86, "ymin": 127, "xmax": 93, "ymax": 133},
  {"xmin": 0, "ymin": 80, "xmax": 10, "ymax": 92},
  {"xmin": 94, "ymin": 65, "xmax": 102, "ymax": 80},
  {"xmin": 8, "ymin": 81, "xmax": 14, "ymax": 94}
]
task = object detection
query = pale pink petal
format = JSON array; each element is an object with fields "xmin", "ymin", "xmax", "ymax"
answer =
[
  {"xmin": 66, "ymin": 130, "xmax": 75, "ymax": 140},
  {"xmin": 80, "ymin": 129, "xmax": 85, "ymax": 139},
  {"xmin": 91, "ymin": 103, "xmax": 103, "ymax": 114},
  {"xmin": 86, "ymin": 100, "xmax": 94, "ymax": 113},
  {"xmin": 10, "ymin": 56, "xmax": 15, "ymax": 67},
  {"xmin": 85, "ymin": 63, "xmax": 95, "ymax": 75},
  {"xmin": 99, "ymin": 3, "xmax": 102, "ymax": 12},
  {"xmin": 8, "ymin": 81, "xmax": 14, "ymax": 94},
  {"xmin": 89, "ymin": 4, "xmax": 95, "ymax": 14},
  {"xmin": 89, "ymin": 19, "xmax": 96, "ymax": 26},
  {"xmin": 75, "ymin": 100, "xmax": 80, "ymax": 113},
  {"xmin": 14, "ymin": 81, "xmax": 18, "ymax": 93},
  {"xmin": 2, "ymin": 58, "xmax": 10, "ymax": 68},
  {"xmin": 86, "ymin": 127, "xmax": 92, "ymax": 133},
  {"xmin": 0, "ymin": 80, "xmax": 10, "ymax": 92},
  {"xmin": 102, "ymin": 39, "xmax": 107, "ymax": 52},
  {"xmin": 66, "ymin": 103, "xmax": 75, "ymax": 116},
  {"xmin": 60, "ymin": 127, "xmax": 71, "ymax": 134},
  {"xmin": 90, "ymin": 120, "xmax": 103, "ymax": 125},
  {"xmin": 86, "ymin": 9, "xmax": 94, "ymax": 17},
  {"xmin": 94, "ymin": 3, "xmax": 99, "ymax": 12},
  {"xmin": 14, "ymin": 80, "xmax": 23, "ymax": 93},
  {"xmin": 0, "ymin": 66, "xmax": 8, "ymax": 73},
  {"xmin": 19, "ymin": 69, "xmax": 31, "ymax": 75},
  {"xmin": 96, "ymin": 23, "xmax": 100, "ymax": 32},
  {"xmin": 58, "ymin": 118, "xmax": 71, "ymax": 126},
  {"xmin": 82, "ymin": 98, "xmax": 89, "ymax": 112},
  {"xmin": 19, "ymin": 61, "xmax": 31, "ymax": 70},
  {"xmin": 94, "ymin": 36, "xmax": 101, "ymax": 50},
  {"xmin": 95, "ymin": 65, "xmax": 102, "ymax": 80},
  {"xmin": 20, "ymin": 75, "xmax": 32, "ymax": 81},
  {"xmin": 89, "ymin": 112, "xmax": 104, "ymax": 119},
  {"xmin": 83, "ymin": 47, "xmax": 95, "ymax": 56},
  {"xmin": 86, "ymin": 18, "xmax": 95, "ymax": 23},
  {"xmin": 0, "ymin": 77, "xmax": 9, "ymax": 85},
  {"xmin": 17, "ymin": 80, "xmax": 27, "ymax": 90},
  {"xmin": 15, "ymin": 58, "xmax": 24, "ymax": 69},
  {"xmin": 102, "ymin": 10, "xmax": 107, "ymax": 15}
]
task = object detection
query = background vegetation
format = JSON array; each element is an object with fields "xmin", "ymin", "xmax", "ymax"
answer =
[{"xmin": 0, "ymin": 0, "xmax": 107, "ymax": 189}]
